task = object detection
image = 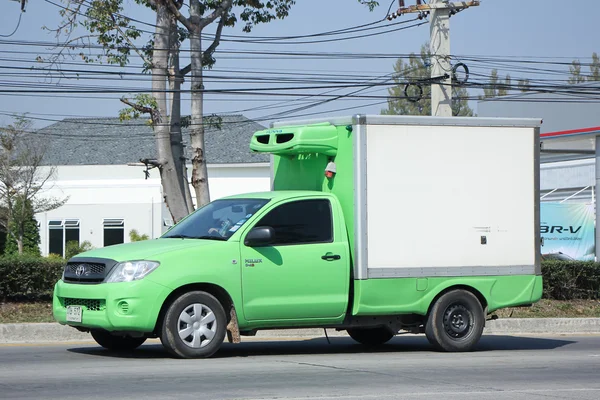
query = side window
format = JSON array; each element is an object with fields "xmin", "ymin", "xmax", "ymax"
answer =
[{"xmin": 255, "ymin": 199, "xmax": 333, "ymax": 245}]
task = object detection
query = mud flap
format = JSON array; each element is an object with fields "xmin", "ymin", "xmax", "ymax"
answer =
[{"xmin": 226, "ymin": 306, "xmax": 241, "ymax": 344}]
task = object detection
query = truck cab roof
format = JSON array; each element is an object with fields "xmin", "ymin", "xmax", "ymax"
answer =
[{"xmin": 221, "ymin": 190, "xmax": 335, "ymax": 202}]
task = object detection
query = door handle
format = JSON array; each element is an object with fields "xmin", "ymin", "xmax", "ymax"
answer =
[{"xmin": 321, "ymin": 253, "xmax": 341, "ymax": 261}]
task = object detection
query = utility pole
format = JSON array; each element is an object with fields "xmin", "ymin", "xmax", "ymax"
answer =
[
  {"xmin": 430, "ymin": 0, "xmax": 452, "ymax": 117},
  {"xmin": 392, "ymin": 1, "xmax": 479, "ymax": 116}
]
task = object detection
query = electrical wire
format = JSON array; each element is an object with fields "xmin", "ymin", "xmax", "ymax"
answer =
[
  {"xmin": 0, "ymin": 12, "xmax": 23, "ymax": 38},
  {"xmin": 44, "ymin": 0, "xmax": 424, "ymax": 46},
  {"xmin": 11, "ymin": 2, "xmax": 600, "ymax": 124},
  {"xmin": 4, "ymin": 35, "xmax": 600, "ymax": 128}
]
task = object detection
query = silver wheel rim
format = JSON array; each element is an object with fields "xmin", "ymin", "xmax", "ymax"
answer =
[{"xmin": 177, "ymin": 303, "xmax": 217, "ymax": 348}]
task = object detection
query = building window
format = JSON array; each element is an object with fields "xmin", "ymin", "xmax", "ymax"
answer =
[
  {"xmin": 48, "ymin": 221, "xmax": 64, "ymax": 256},
  {"xmin": 104, "ymin": 219, "xmax": 124, "ymax": 247},
  {"xmin": 65, "ymin": 219, "xmax": 80, "ymax": 247},
  {"xmin": 48, "ymin": 219, "xmax": 80, "ymax": 257}
]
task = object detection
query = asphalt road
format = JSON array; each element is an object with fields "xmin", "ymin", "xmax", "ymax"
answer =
[{"xmin": 1, "ymin": 334, "xmax": 599, "ymax": 400}]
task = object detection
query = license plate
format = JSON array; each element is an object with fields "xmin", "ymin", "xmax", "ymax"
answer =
[{"xmin": 66, "ymin": 306, "xmax": 82, "ymax": 323}]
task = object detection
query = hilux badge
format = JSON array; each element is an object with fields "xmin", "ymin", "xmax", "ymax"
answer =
[{"xmin": 244, "ymin": 259, "xmax": 262, "ymax": 267}]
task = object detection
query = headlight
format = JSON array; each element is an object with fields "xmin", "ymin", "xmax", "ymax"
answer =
[{"xmin": 105, "ymin": 261, "xmax": 160, "ymax": 283}]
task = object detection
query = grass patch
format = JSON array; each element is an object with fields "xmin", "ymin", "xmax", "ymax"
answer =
[
  {"xmin": 1, "ymin": 300, "xmax": 599, "ymax": 324},
  {"xmin": 494, "ymin": 299, "xmax": 600, "ymax": 318},
  {"xmin": 0, "ymin": 302, "xmax": 54, "ymax": 323}
]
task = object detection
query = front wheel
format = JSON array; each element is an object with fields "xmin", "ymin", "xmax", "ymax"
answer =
[
  {"xmin": 425, "ymin": 289, "xmax": 484, "ymax": 352},
  {"xmin": 347, "ymin": 327, "xmax": 395, "ymax": 346},
  {"xmin": 160, "ymin": 291, "xmax": 227, "ymax": 358},
  {"xmin": 90, "ymin": 330, "xmax": 146, "ymax": 351}
]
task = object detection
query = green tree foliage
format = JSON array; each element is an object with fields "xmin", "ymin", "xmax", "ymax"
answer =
[
  {"xmin": 517, "ymin": 78, "xmax": 531, "ymax": 92},
  {"xmin": 569, "ymin": 60, "xmax": 586, "ymax": 84},
  {"xmin": 4, "ymin": 196, "xmax": 40, "ymax": 257},
  {"xmin": 480, "ymin": 69, "xmax": 513, "ymax": 98},
  {"xmin": 381, "ymin": 44, "xmax": 473, "ymax": 116},
  {"xmin": 358, "ymin": 0, "xmax": 379, "ymax": 11},
  {"xmin": 129, "ymin": 229, "xmax": 149, "ymax": 242},
  {"xmin": 0, "ymin": 115, "xmax": 67, "ymax": 255},
  {"xmin": 569, "ymin": 52, "xmax": 600, "ymax": 84},
  {"xmin": 480, "ymin": 69, "xmax": 531, "ymax": 98},
  {"xmin": 591, "ymin": 52, "xmax": 600, "ymax": 81}
]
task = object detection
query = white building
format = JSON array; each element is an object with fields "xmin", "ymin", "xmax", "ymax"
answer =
[
  {"xmin": 478, "ymin": 85, "xmax": 600, "ymax": 203},
  {"xmin": 34, "ymin": 115, "xmax": 271, "ymax": 256},
  {"xmin": 478, "ymin": 87, "xmax": 600, "ymax": 259}
]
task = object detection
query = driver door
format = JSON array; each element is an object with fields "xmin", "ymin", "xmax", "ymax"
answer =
[{"xmin": 240, "ymin": 198, "xmax": 349, "ymax": 322}]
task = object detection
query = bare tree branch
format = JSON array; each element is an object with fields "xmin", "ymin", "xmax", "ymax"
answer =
[
  {"xmin": 180, "ymin": 63, "xmax": 191, "ymax": 76},
  {"xmin": 120, "ymin": 97, "xmax": 154, "ymax": 114},
  {"xmin": 166, "ymin": 0, "xmax": 194, "ymax": 31},
  {"xmin": 202, "ymin": 12, "xmax": 227, "ymax": 65},
  {"xmin": 197, "ymin": 0, "xmax": 232, "ymax": 31}
]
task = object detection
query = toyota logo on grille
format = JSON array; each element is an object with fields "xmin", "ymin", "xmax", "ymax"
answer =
[{"xmin": 75, "ymin": 264, "xmax": 88, "ymax": 277}]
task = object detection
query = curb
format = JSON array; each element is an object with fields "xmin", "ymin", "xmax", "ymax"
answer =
[
  {"xmin": 1, "ymin": 319, "xmax": 600, "ymax": 344},
  {"xmin": 483, "ymin": 318, "xmax": 600, "ymax": 334}
]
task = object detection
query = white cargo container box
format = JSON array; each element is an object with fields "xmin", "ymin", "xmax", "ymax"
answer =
[{"xmin": 273, "ymin": 115, "xmax": 541, "ymax": 281}]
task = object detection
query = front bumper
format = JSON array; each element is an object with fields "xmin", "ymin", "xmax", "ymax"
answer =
[{"xmin": 53, "ymin": 278, "xmax": 171, "ymax": 333}]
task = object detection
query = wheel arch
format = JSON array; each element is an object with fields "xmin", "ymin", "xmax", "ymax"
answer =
[
  {"xmin": 426, "ymin": 284, "xmax": 489, "ymax": 317},
  {"xmin": 154, "ymin": 283, "xmax": 236, "ymax": 334}
]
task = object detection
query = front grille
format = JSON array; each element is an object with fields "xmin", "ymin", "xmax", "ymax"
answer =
[
  {"xmin": 63, "ymin": 297, "xmax": 105, "ymax": 311},
  {"xmin": 64, "ymin": 261, "xmax": 107, "ymax": 283},
  {"xmin": 66, "ymin": 262, "xmax": 105, "ymax": 274}
]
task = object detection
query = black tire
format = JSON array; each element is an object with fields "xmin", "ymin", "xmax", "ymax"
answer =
[
  {"xmin": 425, "ymin": 289, "xmax": 484, "ymax": 352},
  {"xmin": 90, "ymin": 330, "xmax": 146, "ymax": 351},
  {"xmin": 347, "ymin": 327, "xmax": 395, "ymax": 346},
  {"xmin": 160, "ymin": 291, "xmax": 227, "ymax": 359}
]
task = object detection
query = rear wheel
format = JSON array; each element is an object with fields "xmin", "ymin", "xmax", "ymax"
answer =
[
  {"xmin": 425, "ymin": 289, "xmax": 484, "ymax": 352},
  {"xmin": 347, "ymin": 327, "xmax": 395, "ymax": 346},
  {"xmin": 90, "ymin": 330, "xmax": 146, "ymax": 351},
  {"xmin": 160, "ymin": 291, "xmax": 226, "ymax": 358}
]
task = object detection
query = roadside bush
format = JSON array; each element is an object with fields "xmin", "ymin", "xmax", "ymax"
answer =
[
  {"xmin": 0, "ymin": 256, "xmax": 65, "ymax": 301},
  {"xmin": 542, "ymin": 261, "xmax": 600, "ymax": 300},
  {"xmin": 0, "ymin": 257, "xmax": 597, "ymax": 302},
  {"xmin": 129, "ymin": 229, "xmax": 149, "ymax": 242},
  {"xmin": 65, "ymin": 240, "xmax": 94, "ymax": 260}
]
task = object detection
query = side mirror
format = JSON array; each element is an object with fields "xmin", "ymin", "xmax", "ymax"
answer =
[{"xmin": 244, "ymin": 226, "xmax": 274, "ymax": 247}]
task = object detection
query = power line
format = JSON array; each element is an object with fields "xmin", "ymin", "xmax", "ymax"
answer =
[
  {"xmin": 43, "ymin": 0, "xmax": 424, "ymax": 46},
  {"xmin": 0, "ymin": 12, "xmax": 23, "ymax": 38}
]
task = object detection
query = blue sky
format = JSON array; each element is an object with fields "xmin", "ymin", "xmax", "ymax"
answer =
[{"xmin": 1, "ymin": 0, "xmax": 599, "ymax": 128}]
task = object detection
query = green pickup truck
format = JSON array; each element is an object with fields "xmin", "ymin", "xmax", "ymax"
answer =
[{"xmin": 53, "ymin": 115, "xmax": 543, "ymax": 358}]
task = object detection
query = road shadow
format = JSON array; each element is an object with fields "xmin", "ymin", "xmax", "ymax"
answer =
[{"xmin": 66, "ymin": 334, "xmax": 576, "ymax": 359}]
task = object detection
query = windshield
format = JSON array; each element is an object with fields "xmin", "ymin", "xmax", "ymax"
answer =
[{"xmin": 162, "ymin": 198, "xmax": 270, "ymax": 240}]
